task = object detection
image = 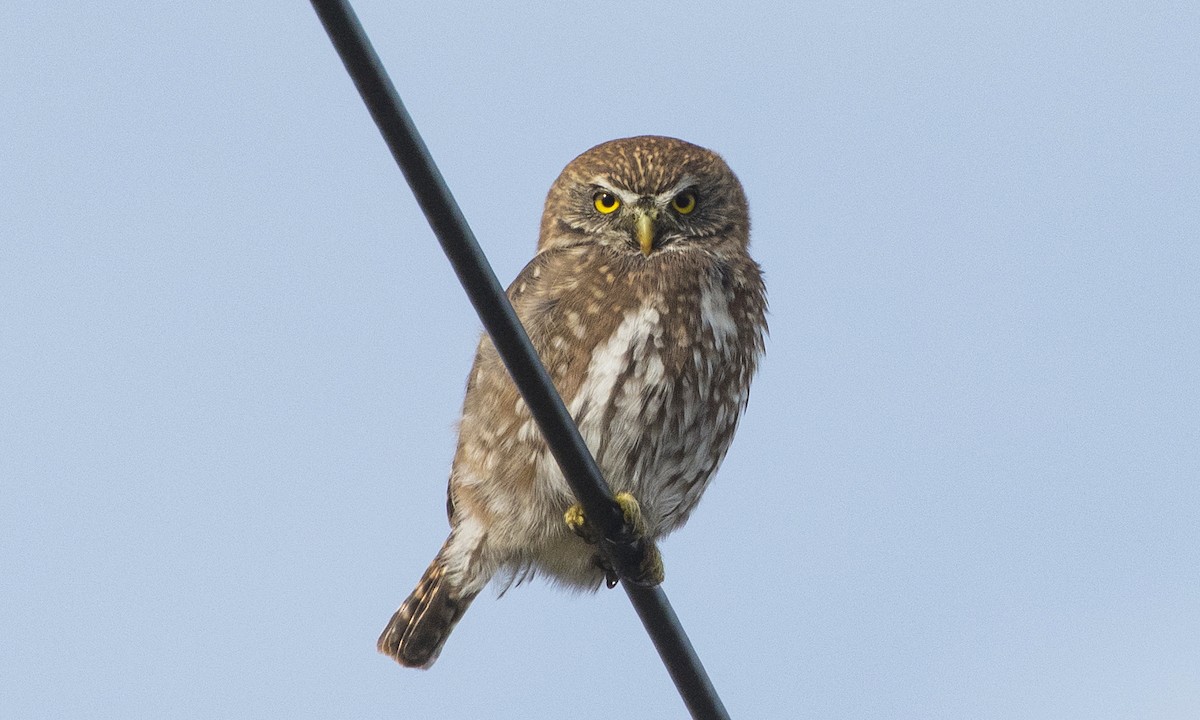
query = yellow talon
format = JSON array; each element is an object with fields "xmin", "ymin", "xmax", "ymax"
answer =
[
  {"xmin": 565, "ymin": 493, "xmax": 665, "ymax": 588},
  {"xmin": 564, "ymin": 503, "xmax": 587, "ymax": 534},
  {"xmin": 564, "ymin": 502, "xmax": 602, "ymax": 545},
  {"xmin": 614, "ymin": 492, "xmax": 664, "ymax": 586},
  {"xmin": 613, "ymin": 492, "xmax": 647, "ymax": 536}
]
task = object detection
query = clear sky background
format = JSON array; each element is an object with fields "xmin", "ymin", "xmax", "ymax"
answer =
[{"xmin": 3, "ymin": 2, "xmax": 1198, "ymax": 718}]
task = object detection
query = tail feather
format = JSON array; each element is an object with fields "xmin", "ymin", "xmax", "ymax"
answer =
[{"xmin": 378, "ymin": 557, "xmax": 476, "ymax": 669}]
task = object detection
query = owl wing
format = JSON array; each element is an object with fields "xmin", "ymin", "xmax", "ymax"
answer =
[
  {"xmin": 504, "ymin": 246, "xmax": 624, "ymax": 402},
  {"xmin": 445, "ymin": 246, "xmax": 607, "ymax": 523}
]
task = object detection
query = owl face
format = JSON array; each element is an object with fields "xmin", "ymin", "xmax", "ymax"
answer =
[{"xmin": 537, "ymin": 136, "xmax": 750, "ymax": 259}]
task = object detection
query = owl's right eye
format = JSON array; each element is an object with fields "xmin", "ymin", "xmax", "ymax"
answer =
[{"xmin": 593, "ymin": 191, "xmax": 620, "ymax": 214}]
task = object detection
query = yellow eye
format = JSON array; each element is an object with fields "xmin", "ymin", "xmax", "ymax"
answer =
[
  {"xmin": 593, "ymin": 191, "xmax": 620, "ymax": 214},
  {"xmin": 671, "ymin": 190, "xmax": 697, "ymax": 215}
]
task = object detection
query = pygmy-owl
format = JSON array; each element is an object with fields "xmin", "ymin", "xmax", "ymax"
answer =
[{"xmin": 378, "ymin": 136, "xmax": 767, "ymax": 668}]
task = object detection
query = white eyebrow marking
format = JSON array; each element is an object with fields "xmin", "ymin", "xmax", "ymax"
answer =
[
  {"xmin": 590, "ymin": 176, "xmax": 698, "ymax": 205},
  {"xmin": 663, "ymin": 175, "xmax": 697, "ymax": 197},
  {"xmin": 588, "ymin": 177, "xmax": 640, "ymax": 205}
]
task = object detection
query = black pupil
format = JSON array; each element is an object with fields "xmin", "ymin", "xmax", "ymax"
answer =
[
  {"xmin": 599, "ymin": 193, "xmax": 615, "ymax": 207},
  {"xmin": 676, "ymin": 193, "xmax": 692, "ymax": 208}
]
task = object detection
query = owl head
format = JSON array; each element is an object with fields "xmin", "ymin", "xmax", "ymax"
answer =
[{"xmin": 537, "ymin": 136, "xmax": 750, "ymax": 259}]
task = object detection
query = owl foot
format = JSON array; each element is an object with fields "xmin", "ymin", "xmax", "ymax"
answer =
[
  {"xmin": 564, "ymin": 505, "xmax": 620, "ymax": 587},
  {"xmin": 564, "ymin": 491, "xmax": 648, "ymax": 538},
  {"xmin": 624, "ymin": 541, "xmax": 665, "ymax": 588},
  {"xmin": 613, "ymin": 491, "xmax": 648, "ymax": 537},
  {"xmin": 564, "ymin": 503, "xmax": 598, "ymax": 544},
  {"xmin": 563, "ymin": 492, "xmax": 665, "ymax": 588}
]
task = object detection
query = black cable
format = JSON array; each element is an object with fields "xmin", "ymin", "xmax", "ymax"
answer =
[{"xmin": 309, "ymin": 3, "xmax": 732, "ymax": 718}]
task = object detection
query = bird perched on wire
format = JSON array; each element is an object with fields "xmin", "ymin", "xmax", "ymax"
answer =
[{"xmin": 378, "ymin": 135, "xmax": 767, "ymax": 668}]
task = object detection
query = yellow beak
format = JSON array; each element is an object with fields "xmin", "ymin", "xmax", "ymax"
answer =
[{"xmin": 636, "ymin": 210, "xmax": 656, "ymax": 257}]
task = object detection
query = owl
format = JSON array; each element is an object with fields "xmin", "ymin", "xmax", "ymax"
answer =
[{"xmin": 378, "ymin": 136, "xmax": 767, "ymax": 668}]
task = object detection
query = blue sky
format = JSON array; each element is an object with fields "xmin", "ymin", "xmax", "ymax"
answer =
[{"xmin": 3, "ymin": 2, "xmax": 1198, "ymax": 718}]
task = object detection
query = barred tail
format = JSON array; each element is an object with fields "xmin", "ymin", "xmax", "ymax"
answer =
[{"xmin": 377, "ymin": 554, "xmax": 477, "ymax": 669}]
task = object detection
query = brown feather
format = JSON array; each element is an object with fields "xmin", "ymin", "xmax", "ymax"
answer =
[{"xmin": 377, "ymin": 551, "xmax": 477, "ymax": 669}]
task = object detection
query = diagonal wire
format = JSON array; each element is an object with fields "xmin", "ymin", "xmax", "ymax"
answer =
[{"xmin": 308, "ymin": 2, "xmax": 731, "ymax": 718}]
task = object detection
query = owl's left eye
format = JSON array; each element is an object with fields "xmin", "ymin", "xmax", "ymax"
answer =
[
  {"xmin": 671, "ymin": 190, "xmax": 697, "ymax": 215},
  {"xmin": 593, "ymin": 191, "xmax": 620, "ymax": 214}
]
